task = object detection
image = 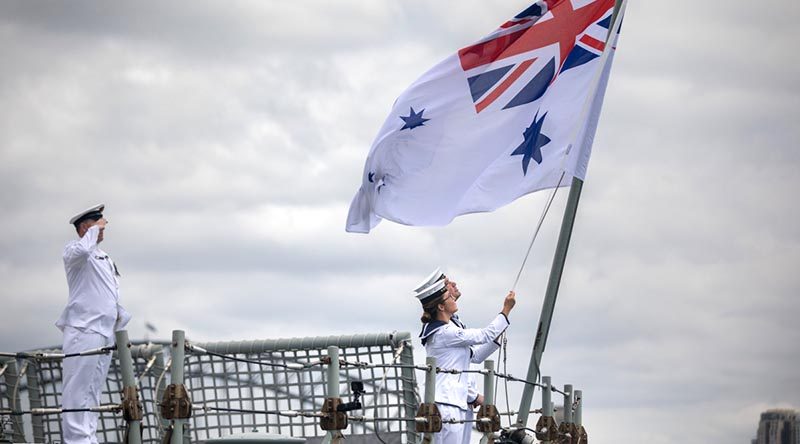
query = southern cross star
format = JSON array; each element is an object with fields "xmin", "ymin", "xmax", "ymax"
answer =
[
  {"xmin": 399, "ymin": 107, "xmax": 429, "ymax": 130},
  {"xmin": 511, "ymin": 111, "xmax": 551, "ymax": 175}
]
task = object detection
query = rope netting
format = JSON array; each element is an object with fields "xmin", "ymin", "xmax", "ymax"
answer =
[
  {"xmin": 1, "ymin": 332, "xmax": 418, "ymax": 444},
  {"xmin": 14, "ymin": 344, "xmax": 167, "ymax": 443}
]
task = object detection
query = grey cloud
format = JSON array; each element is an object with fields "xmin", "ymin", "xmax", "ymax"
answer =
[
  {"xmin": 1, "ymin": 1, "xmax": 798, "ymax": 443},
  {"xmin": 0, "ymin": 1, "xmax": 400, "ymax": 60}
]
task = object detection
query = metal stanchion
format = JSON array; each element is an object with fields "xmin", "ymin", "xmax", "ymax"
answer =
[
  {"xmin": 574, "ymin": 390, "xmax": 587, "ymax": 443},
  {"xmin": 23, "ymin": 359, "xmax": 44, "ymax": 442},
  {"xmin": 321, "ymin": 346, "xmax": 345, "ymax": 444},
  {"xmin": 535, "ymin": 376, "xmax": 558, "ymax": 443},
  {"xmin": 479, "ymin": 360, "xmax": 500, "ymax": 443},
  {"xmin": 558, "ymin": 384, "xmax": 579, "ymax": 443},
  {"xmin": 115, "ymin": 330, "xmax": 142, "ymax": 444},
  {"xmin": 417, "ymin": 357, "xmax": 441, "ymax": 444},
  {"xmin": 168, "ymin": 330, "xmax": 189, "ymax": 444}
]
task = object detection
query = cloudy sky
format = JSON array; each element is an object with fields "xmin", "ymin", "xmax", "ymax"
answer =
[{"xmin": 1, "ymin": 1, "xmax": 798, "ymax": 443}]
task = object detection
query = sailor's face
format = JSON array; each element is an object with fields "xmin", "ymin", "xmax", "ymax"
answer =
[
  {"xmin": 93, "ymin": 218, "xmax": 107, "ymax": 243},
  {"xmin": 445, "ymin": 278, "xmax": 461, "ymax": 301},
  {"xmin": 80, "ymin": 217, "xmax": 106, "ymax": 243},
  {"xmin": 440, "ymin": 290, "xmax": 458, "ymax": 314},
  {"xmin": 440, "ymin": 279, "xmax": 460, "ymax": 314}
]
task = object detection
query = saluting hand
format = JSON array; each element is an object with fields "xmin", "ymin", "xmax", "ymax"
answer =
[{"xmin": 501, "ymin": 291, "xmax": 516, "ymax": 317}]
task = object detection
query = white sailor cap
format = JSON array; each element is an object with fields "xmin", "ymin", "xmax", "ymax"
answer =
[
  {"xmin": 412, "ymin": 267, "xmax": 446, "ymax": 294},
  {"xmin": 415, "ymin": 279, "xmax": 447, "ymax": 305},
  {"xmin": 69, "ymin": 203, "xmax": 105, "ymax": 226}
]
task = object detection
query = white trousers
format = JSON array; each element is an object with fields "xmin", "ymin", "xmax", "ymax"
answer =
[
  {"xmin": 462, "ymin": 407, "xmax": 475, "ymax": 443},
  {"xmin": 60, "ymin": 327, "xmax": 113, "ymax": 444},
  {"xmin": 435, "ymin": 404, "xmax": 469, "ymax": 444}
]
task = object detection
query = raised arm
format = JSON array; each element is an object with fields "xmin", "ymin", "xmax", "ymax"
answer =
[
  {"xmin": 435, "ymin": 313, "xmax": 509, "ymax": 349},
  {"xmin": 471, "ymin": 291, "xmax": 515, "ymax": 362},
  {"xmin": 430, "ymin": 291, "xmax": 516, "ymax": 349},
  {"xmin": 62, "ymin": 224, "xmax": 103, "ymax": 267}
]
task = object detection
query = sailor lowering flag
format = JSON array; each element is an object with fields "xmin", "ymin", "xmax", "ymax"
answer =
[{"xmin": 346, "ymin": 0, "xmax": 624, "ymax": 233}]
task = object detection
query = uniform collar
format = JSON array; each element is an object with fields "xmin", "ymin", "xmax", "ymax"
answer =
[
  {"xmin": 419, "ymin": 320, "xmax": 447, "ymax": 346},
  {"xmin": 419, "ymin": 315, "xmax": 467, "ymax": 346}
]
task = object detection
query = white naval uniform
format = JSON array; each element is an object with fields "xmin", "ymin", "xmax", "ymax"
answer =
[
  {"xmin": 463, "ymin": 377, "xmax": 479, "ymax": 443},
  {"xmin": 56, "ymin": 225, "xmax": 131, "ymax": 444},
  {"xmin": 421, "ymin": 313, "xmax": 509, "ymax": 444}
]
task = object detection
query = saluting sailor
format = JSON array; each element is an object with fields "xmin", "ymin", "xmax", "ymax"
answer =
[
  {"xmin": 56, "ymin": 204, "xmax": 131, "ymax": 444},
  {"xmin": 415, "ymin": 268, "xmax": 516, "ymax": 444}
]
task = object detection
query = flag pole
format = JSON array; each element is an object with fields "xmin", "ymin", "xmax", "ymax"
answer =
[
  {"xmin": 512, "ymin": 0, "xmax": 625, "ymax": 432},
  {"xmin": 512, "ymin": 175, "xmax": 583, "ymax": 429}
]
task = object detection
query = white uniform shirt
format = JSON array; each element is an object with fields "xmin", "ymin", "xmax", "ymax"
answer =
[
  {"xmin": 56, "ymin": 225, "xmax": 131, "ymax": 338},
  {"xmin": 421, "ymin": 313, "xmax": 509, "ymax": 410}
]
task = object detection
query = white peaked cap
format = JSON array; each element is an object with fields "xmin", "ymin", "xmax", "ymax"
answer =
[
  {"xmin": 69, "ymin": 203, "xmax": 105, "ymax": 225},
  {"xmin": 412, "ymin": 267, "xmax": 446, "ymax": 294},
  {"xmin": 415, "ymin": 279, "xmax": 447, "ymax": 305}
]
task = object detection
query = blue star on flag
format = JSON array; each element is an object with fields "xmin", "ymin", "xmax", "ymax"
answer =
[
  {"xmin": 399, "ymin": 107, "xmax": 429, "ymax": 130},
  {"xmin": 511, "ymin": 111, "xmax": 550, "ymax": 175}
]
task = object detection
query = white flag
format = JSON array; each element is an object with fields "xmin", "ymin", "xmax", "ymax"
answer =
[{"xmin": 347, "ymin": 0, "xmax": 623, "ymax": 233}]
